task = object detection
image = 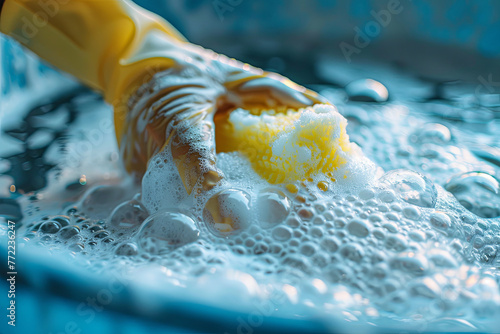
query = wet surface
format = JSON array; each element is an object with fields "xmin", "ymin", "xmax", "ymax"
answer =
[{"xmin": 1, "ymin": 88, "xmax": 96, "ymax": 194}]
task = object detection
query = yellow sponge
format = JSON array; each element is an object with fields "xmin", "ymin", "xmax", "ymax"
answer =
[{"xmin": 214, "ymin": 104, "xmax": 352, "ymax": 184}]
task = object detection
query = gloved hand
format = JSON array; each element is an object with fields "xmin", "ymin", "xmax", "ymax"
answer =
[
  {"xmin": 124, "ymin": 44, "xmax": 328, "ymax": 195},
  {"xmin": 0, "ymin": 0, "xmax": 327, "ymax": 197}
]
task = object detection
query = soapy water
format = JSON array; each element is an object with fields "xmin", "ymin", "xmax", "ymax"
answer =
[{"xmin": 2, "ymin": 60, "xmax": 500, "ymax": 332}]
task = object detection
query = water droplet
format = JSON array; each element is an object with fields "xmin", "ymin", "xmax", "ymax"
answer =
[
  {"xmin": 345, "ymin": 79, "xmax": 389, "ymax": 102},
  {"xmin": 380, "ymin": 169, "xmax": 437, "ymax": 208},
  {"xmin": 445, "ymin": 172, "xmax": 500, "ymax": 218}
]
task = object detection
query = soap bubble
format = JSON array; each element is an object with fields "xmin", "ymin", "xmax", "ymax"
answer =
[
  {"xmin": 409, "ymin": 123, "xmax": 452, "ymax": 145},
  {"xmin": 429, "ymin": 212, "xmax": 451, "ymax": 230},
  {"xmin": 445, "ymin": 171, "xmax": 500, "ymax": 218},
  {"xmin": 408, "ymin": 278, "xmax": 441, "ymax": 298},
  {"xmin": 109, "ymin": 199, "xmax": 149, "ymax": 229},
  {"xmin": 40, "ymin": 221, "xmax": 61, "ymax": 234},
  {"xmin": 320, "ymin": 236, "xmax": 340, "ymax": 253},
  {"xmin": 93, "ymin": 230, "xmax": 110, "ymax": 239},
  {"xmin": 380, "ymin": 169, "xmax": 437, "ymax": 208},
  {"xmin": 256, "ymin": 188, "xmax": 291, "ymax": 229},
  {"xmin": 481, "ymin": 245, "xmax": 497, "ymax": 262},
  {"xmin": 339, "ymin": 243, "xmax": 364, "ymax": 263},
  {"xmin": 272, "ymin": 226, "xmax": 293, "ymax": 241},
  {"xmin": 59, "ymin": 225, "xmax": 80, "ymax": 240},
  {"xmin": 402, "ymin": 206, "xmax": 420, "ymax": 221},
  {"xmin": 389, "ymin": 253, "xmax": 428, "ymax": 275},
  {"xmin": 80, "ymin": 185, "xmax": 130, "ymax": 219},
  {"xmin": 325, "ymin": 264, "xmax": 354, "ymax": 283},
  {"xmin": 137, "ymin": 211, "xmax": 199, "ymax": 254},
  {"xmin": 115, "ymin": 242, "xmax": 139, "ymax": 256},
  {"xmin": 52, "ymin": 216, "xmax": 70, "ymax": 227},
  {"xmin": 203, "ymin": 188, "xmax": 252, "ymax": 236},
  {"xmin": 299, "ymin": 242, "xmax": 318, "ymax": 256},
  {"xmin": 347, "ymin": 219, "xmax": 370, "ymax": 238}
]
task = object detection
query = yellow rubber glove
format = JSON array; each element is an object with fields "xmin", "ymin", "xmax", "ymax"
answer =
[
  {"xmin": 1, "ymin": 1, "xmax": 353, "ymax": 235},
  {"xmin": 0, "ymin": 0, "xmax": 186, "ymax": 144},
  {"xmin": 0, "ymin": 0, "xmax": 330, "ymax": 195}
]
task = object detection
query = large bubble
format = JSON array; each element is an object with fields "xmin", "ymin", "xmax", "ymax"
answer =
[
  {"xmin": 256, "ymin": 188, "xmax": 291, "ymax": 229},
  {"xmin": 203, "ymin": 188, "xmax": 252, "ymax": 236},
  {"xmin": 445, "ymin": 171, "xmax": 500, "ymax": 218},
  {"xmin": 136, "ymin": 211, "xmax": 199, "ymax": 254},
  {"xmin": 109, "ymin": 198, "xmax": 149, "ymax": 229},
  {"xmin": 380, "ymin": 169, "xmax": 437, "ymax": 208}
]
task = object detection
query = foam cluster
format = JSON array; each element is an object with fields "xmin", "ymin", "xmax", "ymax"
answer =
[{"xmin": 11, "ymin": 91, "xmax": 500, "ymax": 332}]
